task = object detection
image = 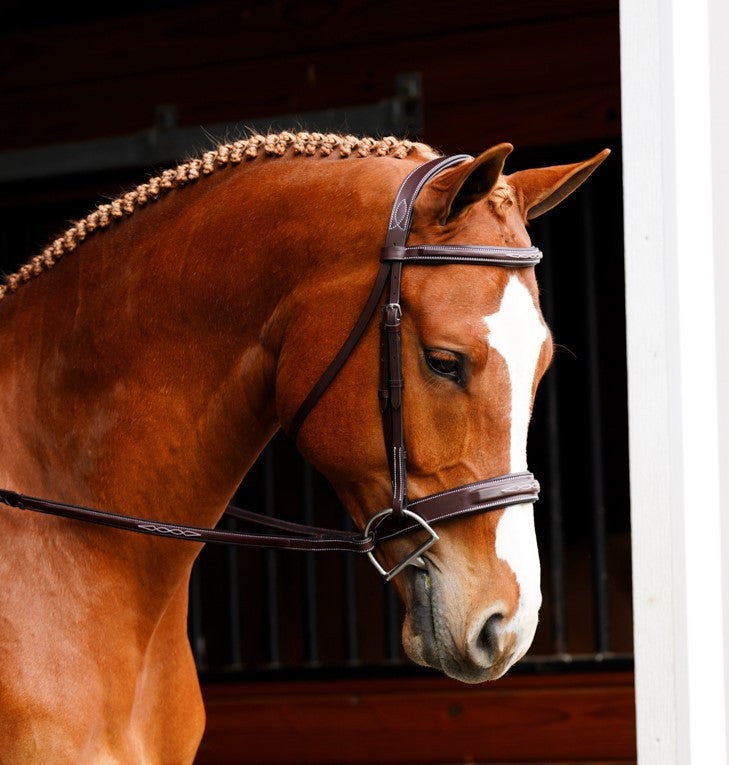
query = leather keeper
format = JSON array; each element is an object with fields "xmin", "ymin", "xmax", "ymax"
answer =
[
  {"xmin": 381, "ymin": 309, "xmax": 401, "ymax": 329},
  {"xmin": 381, "ymin": 245, "xmax": 406, "ymax": 261},
  {"xmin": 378, "ymin": 388, "xmax": 389, "ymax": 413},
  {"xmin": 0, "ymin": 489, "xmax": 23, "ymax": 509}
]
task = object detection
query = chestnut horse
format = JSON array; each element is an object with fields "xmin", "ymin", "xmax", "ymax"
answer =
[{"xmin": 0, "ymin": 132, "xmax": 606, "ymax": 762}]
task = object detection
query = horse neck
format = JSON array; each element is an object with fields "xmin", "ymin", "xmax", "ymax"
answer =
[{"xmin": 0, "ymin": 155, "xmax": 400, "ymax": 598}]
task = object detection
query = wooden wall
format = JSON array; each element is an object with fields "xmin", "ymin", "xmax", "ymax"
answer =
[
  {"xmin": 1, "ymin": 0, "xmax": 619, "ymax": 156},
  {"xmin": 199, "ymin": 672, "xmax": 636, "ymax": 764}
]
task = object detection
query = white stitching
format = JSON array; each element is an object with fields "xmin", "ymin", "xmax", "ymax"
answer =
[
  {"xmin": 405, "ymin": 257, "xmax": 540, "ymax": 266},
  {"xmin": 388, "ymin": 162, "xmax": 430, "ymax": 229},
  {"xmin": 412, "ymin": 244, "xmax": 541, "ymax": 254},
  {"xmin": 402, "ymin": 156, "xmax": 471, "ymax": 232},
  {"xmin": 402, "ymin": 246, "xmax": 542, "ymax": 265},
  {"xmin": 137, "ymin": 523, "xmax": 202, "ymax": 537},
  {"xmin": 397, "ymin": 447, "xmax": 405, "ymax": 501},
  {"xmin": 392, "ymin": 446, "xmax": 398, "ymax": 501},
  {"xmin": 392, "ymin": 199, "xmax": 407, "ymax": 229}
]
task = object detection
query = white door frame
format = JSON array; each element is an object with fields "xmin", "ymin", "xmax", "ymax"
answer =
[{"xmin": 620, "ymin": 0, "xmax": 729, "ymax": 761}]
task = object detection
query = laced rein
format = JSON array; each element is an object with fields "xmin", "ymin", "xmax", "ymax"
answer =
[{"xmin": 0, "ymin": 154, "xmax": 541, "ymax": 580}]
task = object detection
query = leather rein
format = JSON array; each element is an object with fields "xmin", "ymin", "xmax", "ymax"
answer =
[{"xmin": 0, "ymin": 154, "xmax": 541, "ymax": 581}]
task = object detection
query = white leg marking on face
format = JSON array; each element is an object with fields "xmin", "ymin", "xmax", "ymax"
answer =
[{"xmin": 483, "ymin": 276, "xmax": 547, "ymax": 657}]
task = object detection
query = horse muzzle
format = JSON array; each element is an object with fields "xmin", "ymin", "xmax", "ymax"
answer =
[{"xmin": 400, "ymin": 556, "xmax": 538, "ymax": 684}]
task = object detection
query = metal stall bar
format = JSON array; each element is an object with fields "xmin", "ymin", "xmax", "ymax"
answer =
[
  {"xmin": 188, "ymin": 563, "xmax": 207, "ymax": 669},
  {"xmin": 535, "ymin": 217, "xmax": 569, "ymax": 656},
  {"xmin": 341, "ymin": 512, "xmax": 360, "ymax": 665},
  {"xmin": 580, "ymin": 189, "xmax": 610, "ymax": 654},
  {"xmin": 225, "ymin": 514, "xmax": 243, "ymax": 669},
  {"xmin": 384, "ymin": 586, "xmax": 401, "ymax": 664}
]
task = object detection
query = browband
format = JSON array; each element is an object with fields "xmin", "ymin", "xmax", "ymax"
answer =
[{"xmin": 380, "ymin": 244, "xmax": 543, "ymax": 266}]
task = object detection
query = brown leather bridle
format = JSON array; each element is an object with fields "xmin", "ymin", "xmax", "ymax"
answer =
[{"xmin": 0, "ymin": 154, "xmax": 541, "ymax": 581}]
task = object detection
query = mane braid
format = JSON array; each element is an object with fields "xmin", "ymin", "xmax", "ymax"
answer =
[{"xmin": 0, "ymin": 131, "xmax": 422, "ymax": 301}]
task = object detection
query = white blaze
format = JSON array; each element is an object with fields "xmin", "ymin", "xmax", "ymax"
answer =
[
  {"xmin": 483, "ymin": 276, "xmax": 547, "ymax": 659},
  {"xmin": 483, "ymin": 276, "xmax": 547, "ymax": 470}
]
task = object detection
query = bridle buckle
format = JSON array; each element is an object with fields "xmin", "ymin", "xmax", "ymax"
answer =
[
  {"xmin": 382, "ymin": 302, "xmax": 402, "ymax": 323},
  {"xmin": 364, "ymin": 507, "xmax": 439, "ymax": 581}
]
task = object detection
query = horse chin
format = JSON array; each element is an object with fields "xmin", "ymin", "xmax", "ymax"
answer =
[
  {"xmin": 400, "ymin": 565, "xmax": 441, "ymax": 669},
  {"xmin": 400, "ymin": 565, "xmax": 519, "ymax": 684}
]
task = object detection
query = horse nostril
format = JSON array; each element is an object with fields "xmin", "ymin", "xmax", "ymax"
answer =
[{"xmin": 476, "ymin": 612, "xmax": 504, "ymax": 659}]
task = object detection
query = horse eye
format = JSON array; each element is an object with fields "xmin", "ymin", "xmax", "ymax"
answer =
[{"xmin": 425, "ymin": 349, "xmax": 465, "ymax": 384}]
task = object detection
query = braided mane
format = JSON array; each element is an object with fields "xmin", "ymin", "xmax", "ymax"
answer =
[{"xmin": 0, "ymin": 131, "xmax": 425, "ymax": 301}]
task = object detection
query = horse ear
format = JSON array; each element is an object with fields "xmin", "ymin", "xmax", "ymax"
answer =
[
  {"xmin": 507, "ymin": 149, "xmax": 610, "ymax": 220},
  {"xmin": 430, "ymin": 143, "xmax": 514, "ymax": 223}
]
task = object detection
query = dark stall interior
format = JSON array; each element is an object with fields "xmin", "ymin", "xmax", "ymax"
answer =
[{"xmin": 0, "ymin": 3, "xmax": 634, "ymax": 762}]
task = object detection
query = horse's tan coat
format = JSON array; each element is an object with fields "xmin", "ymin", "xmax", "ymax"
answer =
[{"xmin": 0, "ymin": 141, "xmax": 607, "ymax": 760}]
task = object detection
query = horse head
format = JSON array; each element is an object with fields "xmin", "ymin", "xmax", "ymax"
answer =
[{"xmin": 286, "ymin": 143, "xmax": 608, "ymax": 683}]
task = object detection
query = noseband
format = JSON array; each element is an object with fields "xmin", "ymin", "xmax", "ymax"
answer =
[{"xmin": 0, "ymin": 154, "xmax": 541, "ymax": 581}]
